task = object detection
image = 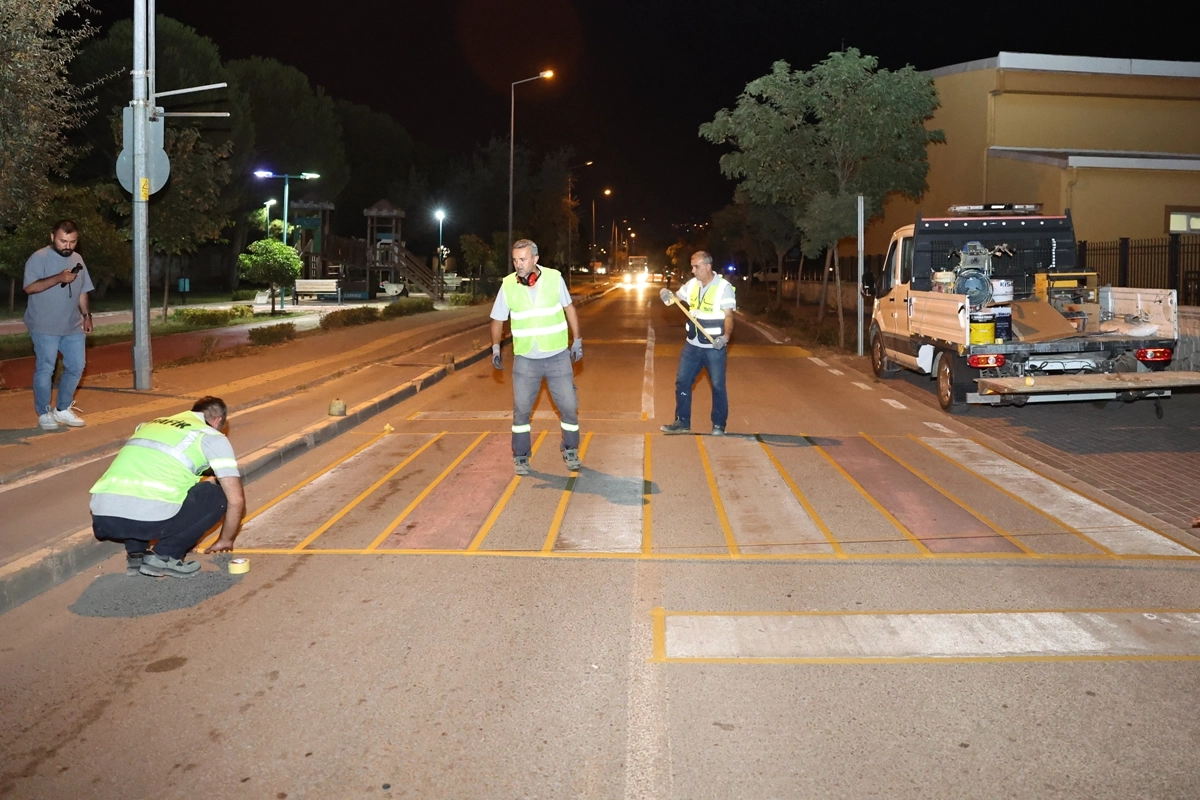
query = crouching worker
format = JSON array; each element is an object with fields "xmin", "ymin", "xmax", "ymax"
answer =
[{"xmin": 90, "ymin": 396, "xmax": 245, "ymax": 577}]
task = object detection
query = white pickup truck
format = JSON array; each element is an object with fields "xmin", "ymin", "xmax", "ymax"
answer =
[{"xmin": 862, "ymin": 207, "xmax": 1200, "ymax": 414}]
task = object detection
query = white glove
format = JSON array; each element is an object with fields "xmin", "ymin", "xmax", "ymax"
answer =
[
  {"xmin": 569, "ymin": 338, "xmax": 583, "ymax": 363},
  {"xmin": 712, "ymin": 335, "xmax": 728, "ymax": 350},
  {"xmin": 492, "ymin": 344, "xmax": 503, "ymax": 370},
  {"xmin": 659, "ymin": 288, "xmax": 673, "ymax": 305}
]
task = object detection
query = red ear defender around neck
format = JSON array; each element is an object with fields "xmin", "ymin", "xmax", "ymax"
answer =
[{"xmin": 518, "ymin": 269, "xmax": 539, "ymax": 287}]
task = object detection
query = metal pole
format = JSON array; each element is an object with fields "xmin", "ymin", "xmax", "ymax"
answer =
[
  {"xmin": 507, "ymin": 82, "xmax": 515, "ymax": 272},
  {"xmin": 565, "ymin": 174, "xmax": 571, "ymax": 287},
  {"xmin": 131, "ymin": 0, "xmax": 152, "ymax": 390},
  {"xmin": 857, "ymin": 194, "xmax": 865, "ymax": 357},
  {"xmin": 281, "ymin": 176, "xmax": 290, "ymax": 308}
]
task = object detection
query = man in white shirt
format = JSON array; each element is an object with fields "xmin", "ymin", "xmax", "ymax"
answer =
[{"xmin": 660, "ymin": 250, "xmax": 736, "ymax": 436}]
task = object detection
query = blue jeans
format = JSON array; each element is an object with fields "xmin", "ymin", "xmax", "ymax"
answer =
[
  {"xmin": 511, "ymin": 350, "xmax": 580, "ymax": 457},
  {"xmin": 673, "ymin": 342, "xmax": 728, "ymax": 428},
  {"xmin": 31, "ymin": 332, "xmax": 86, "ymax": 416}
]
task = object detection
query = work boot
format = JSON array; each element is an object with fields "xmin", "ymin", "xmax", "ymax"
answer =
[
  {"xmin": 139, "ymin": 553, "xmax": 201, "ymax": 578},
  {"xmin": 660, "ymin": 419, "xmax": 690, "ymax": 434},
  {"xmin": 562, "ymin": 448, "xmax": 582, "ymax": 472},
  {"xmin": 711, "ymin": 425, "xmax": 726, "ymax": 437},
  {"xmin": 126, "ymin": 553, "xmax": 146, "ymax": 577},
  {"xmin": 514, "ymin": 456, "xmax": 531, "ymax": 476}
]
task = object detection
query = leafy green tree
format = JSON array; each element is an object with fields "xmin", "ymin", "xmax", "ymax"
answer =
[
  {"xmin": 0, "ymin": 185, "xmax": 130, "ymax": 309},
  {"xmin": 238, "ymin": 238, "xmax": 300, "ymax": 314},
  {"xmin": 458, "ymin": 234, "xmax": 495, "ymax": 297},
  {"xmin": 701, "ymin": 49, "xmax": 943, "ymax": 345},
  {"xmin": 0, "ymin": 0, "xmax": 96, "ymax": 236},
  {"xmin": 335, "ymin": 100, "xmax": 414, "ymax": 236}
]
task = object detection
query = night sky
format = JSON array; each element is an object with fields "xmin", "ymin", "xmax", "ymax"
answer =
[{"xmin": 94, "ymin": 0, "xmax": 1196, "ymax": 235}]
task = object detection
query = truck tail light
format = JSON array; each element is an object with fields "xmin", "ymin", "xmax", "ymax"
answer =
[
  {"xmin": 1136, "ymin": 348, "xmax": 1173, "ymax": 362},
  {"xmin": 967, "ymin": 354, "xmax": 1006, "ymax": 368}
]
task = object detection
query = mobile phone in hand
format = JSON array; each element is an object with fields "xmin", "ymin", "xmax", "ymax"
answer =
[{"xmin": 60, "ymin": 264, "xmax": 83, "ymax": 288}]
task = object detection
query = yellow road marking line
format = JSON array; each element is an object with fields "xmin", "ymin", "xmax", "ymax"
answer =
[
  {"xmin": 696, "ymin": 437, "xmax": 741, "ymax": 557},
  {"xmin": 756, "ymin": 435, "xmax": 844, "ymax": 557},
  {"xmin": 292, "ymin": 433, "xmax": 445, "ymax": 552},
  {"xmin": 651, "ymin": 607, "xmax": 667, "ymax": 661},
  {"xmin": 966, "ymin": 435, "xmax": 1200, "ymax": 556},
  {"xmin": 804, "ymin": 435, "xmax": 931, "ymax": 555},
  {"xmin": 642, "ymin": 433, "xmax": 654, "ymax": 554},
  {"xmin": 861, "ymin": 432, "xmax": 1035, "ymax": 556},
  {"xmin": 468, "ymin": 430, "xmax": 548, "ymax": 551},
  {"xmin": 542, "ymin": 432, "xmax": 595, "ymax": 552},
  {"xmin": 910, "ymin": 434, "xmax": 1115, "ymax": 556},
  {"xmin": 198, "ymin": 429, "xmax": 392, "ymax": 552},
  {"xmin": 366, "ymin": 432, "xmax": 488, "ymax": 551}
]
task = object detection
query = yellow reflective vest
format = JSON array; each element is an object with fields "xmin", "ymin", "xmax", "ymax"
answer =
[
  {"xmin": 501, "ymin": 268, "xmax": 569, "ymax": 356},
  {"xmin": 686, "ymin": 276, "xmax": 731, "ymax": 346},
  {"xmin": 90, "ymin": 411, "xmax": 234, "ymax": 505}
]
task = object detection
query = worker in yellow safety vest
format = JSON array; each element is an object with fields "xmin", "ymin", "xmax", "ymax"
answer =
[
  {"xmin": 490, "ymin": 238, "xmax": 584, "ymax": 476},
  {"xmin": 660, "ymin": 250, "xmax": 736, "ymax": 436},
  {"xmin": 89, "ymin": 396, "xmax": 246, "ymax": 578}
]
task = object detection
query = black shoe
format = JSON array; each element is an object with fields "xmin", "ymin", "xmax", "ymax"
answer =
[
  {"xmin": 514, "ymin": 456, "xmax": 531, "ymax": 476},
  {"xmin": 562, "ymin": 448, "xmax": 582, "ymax": 471},
  {"xmin": 711, "ymin": 425, "xmax": 726, "ymax": 437},
  {"xmin": 660, "ymin": 419, "xmax": 690, "ymax": 434}
]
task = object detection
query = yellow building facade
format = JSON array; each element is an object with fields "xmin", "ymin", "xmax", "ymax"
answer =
[{"xmin": 863, "ymin": 53, "xmax": 1200, "ymax": 254}]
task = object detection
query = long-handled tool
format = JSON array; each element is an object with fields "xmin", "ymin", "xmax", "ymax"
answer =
[{"xmin": 661, "ymin": 290, "xmax": 717, "ymax": 344}]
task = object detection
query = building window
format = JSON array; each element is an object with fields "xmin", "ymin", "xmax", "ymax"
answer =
[{"xmin": 1166, "ymin": 207, "xmax": 1200, "ymax": 234}]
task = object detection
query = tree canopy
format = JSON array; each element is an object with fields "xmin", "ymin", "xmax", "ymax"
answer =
[{"xmin": 238, "ymin": 238, "xmax": 301, "ymax": 314}]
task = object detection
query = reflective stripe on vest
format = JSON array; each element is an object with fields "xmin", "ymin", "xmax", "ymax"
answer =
[
  {"xmin": 686, "ymin": 277, "xmax": 730, "ymax": 344},
  {"xmin": 502, "ymin": 269, "xmax": 569, "ymax": 355},
  {"xmin": 89, "ymin": 411, "xmax": 223, "ymax": 505}
]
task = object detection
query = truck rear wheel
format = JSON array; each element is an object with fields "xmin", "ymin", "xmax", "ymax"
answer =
[
  {"xmin": 871, "ymin": 332, "xmax": 899, "ymax": 379},
  {"xmin": 936, "ymin": 352, "xmax": 971, "ymax": 414}
]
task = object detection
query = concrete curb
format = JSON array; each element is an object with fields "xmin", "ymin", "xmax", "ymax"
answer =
[{"xmin": 0, "ymin": 344, "xmax": 491, "ymax": 617}]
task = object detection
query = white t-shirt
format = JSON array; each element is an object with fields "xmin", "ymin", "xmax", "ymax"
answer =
[{"xmin": 675, "ymin": 276, "xmax": 736, "ymax": 349}]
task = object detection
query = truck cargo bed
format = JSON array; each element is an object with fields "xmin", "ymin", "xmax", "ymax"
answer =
[{"xmin": 976, "ymin": 372, "xmax": 1200, "ymax": 395}]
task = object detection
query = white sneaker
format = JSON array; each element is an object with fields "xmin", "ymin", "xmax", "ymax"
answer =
[
  {"xmin": 52, "ymin": 406, "xmax": 85, "ymax": 427},
  {"xmin": 38, "ymin": 412, "xmax": 60, "ymax": 431}
]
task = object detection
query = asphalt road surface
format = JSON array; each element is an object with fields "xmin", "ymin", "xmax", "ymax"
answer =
[{"xmin": 3, "ymin": 284, "xmax": 1199, "ymax": 799}]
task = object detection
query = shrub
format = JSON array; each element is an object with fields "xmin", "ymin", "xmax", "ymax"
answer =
[
  {"xmin": 445, "ymin": 293, "xmax": 475, "ymax": 307},
  {"xmin": 320, "ymin": 306, "xmax": 380, "ymax": 329},
  {"xmin": 173, "ymin": 308, "xmax": 233, "ymax": 326},
  {"xmin": 766, "ymin": 306, "xmax": 792, "ymax": 326},
  {"xmin": 231, "ymin": 289, "xmax": 258, "ymax": 301},
  {"xmin": 380, "ymin": 297, "xmax": 435, "ymax": 318},
  {"xmin": 249, "ymin": 323, "xmax": 296, "ymax": 345}
]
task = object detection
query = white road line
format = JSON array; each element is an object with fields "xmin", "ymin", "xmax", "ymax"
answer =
[
  {"xmin": 923, "ymin": 437, "xmax": 1198, "ymax": 556},
  {"xmin": 883, "ymin": 399, "xmax": 906, "ymax": 409},
  {"xmin": 642, "ymin": 324, "xmax": 655, "ymax": 420},
  {"xmin": 851, "ymin": 382, "xmax": 873, "ymax": 391},
  {"xmin": 664, "ymin": 609, "xmax": 1200, "ymax": 661},
  {"xmin": 827, "ymin": 368, "xmax": 844, "ymax": 376},
  {"xmin": 808, "ymin": 357, "xmax": 828, "ymax": 367},
  {"xmin": 924, "ymin": 422, "xmax": 954, "ymax": 435}
]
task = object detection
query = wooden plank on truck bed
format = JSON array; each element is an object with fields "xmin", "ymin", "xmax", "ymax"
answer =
[
  {"xmin": 977, "ymin": 372, "xmax": 1200, "ymax": 395},
  {"xmin": 1011, "ymin": 299, "xmax": 1080, "ymax": 343}
]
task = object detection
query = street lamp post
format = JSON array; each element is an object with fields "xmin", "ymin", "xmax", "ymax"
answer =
[
  {"xmin": 592, "ymin": 188, "xmax": 611, "ymax": 282},
  {"xmin": 565, "ymin": 161, "xmax": 592, "ymax": 287},
  {"xmin": 508, "ymin": 70, "xmax": 553, "ymax": 269},
  {"xmin": 263, "ymin": 198, "xmax": 277, "ymax": 238},
  {"xmin": 434, "ymin": 209, "xmax": 446, "ymax": 284},
  {"xmin": 254, "ymin": 170, "xmax": 320, "ymax": 248}
]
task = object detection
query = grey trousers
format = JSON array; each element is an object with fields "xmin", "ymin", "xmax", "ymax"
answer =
[{"xmin": 511, "ymin": 350, "xmax": 580, "ymax": 457}]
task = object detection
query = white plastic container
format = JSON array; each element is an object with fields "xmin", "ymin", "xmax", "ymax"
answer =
[{"xmin": 990, "ymin": 278, "xmax": 1014, "ymax": 303}]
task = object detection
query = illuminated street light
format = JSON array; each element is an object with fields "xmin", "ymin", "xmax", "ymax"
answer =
[
  {"xmin": 565, "ymin": 160, "xmax": 593, "ymax": 286},
  {"xmin": 253, "ymin": 170, "xmax": 320, "ymax": 247},
  {"xmin": 434, "ymin": 209, "xmax": 447, "ymax": 271},
  {"xmin": 508, "ymin": 70, "xmax": 554, "ymax": 267},
  {"xmin": 592, "ymin": 188, "xmax": 612, "ymax": 280}
]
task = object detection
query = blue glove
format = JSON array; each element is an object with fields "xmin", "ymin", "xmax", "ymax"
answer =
[
  {"xmin": 492, "ymin": 344, "xmax": 503, "ymax": 370},
  {"xmin": 712, "ymin": 335, "xmax": 728, "ymax": 350},
  {"xmin": 569, "ymin": 338, "xmax": 583, "ymax": 363}
]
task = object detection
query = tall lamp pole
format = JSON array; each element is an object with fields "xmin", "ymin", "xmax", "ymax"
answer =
[
  {"xmin": 565, "ymin": 161, "xmax": 593, "ymax": 286},
  {"xmin": 508, "ymin": 70, "xmax": 553, "ymax": 269},
  {"xmin": 592, "ymin": 188, "xmax": 611, "ymax": 282},
  {"xmin": 263, "ymin": 198, "xmax": 277, "ymax": 238},
  {"xmin": 435, "ymin": 208, "xmax": 446, "ymax": 271}
]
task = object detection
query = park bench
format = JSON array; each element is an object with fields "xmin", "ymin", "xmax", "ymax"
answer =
[{"xmin": 294, "ymin": 279, "xmax": 341, "ymax": 302}]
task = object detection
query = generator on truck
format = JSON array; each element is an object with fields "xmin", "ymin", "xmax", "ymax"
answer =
[{"xmin": 861, "ymin": 204, "xmax": 1200, "ymax": 414}]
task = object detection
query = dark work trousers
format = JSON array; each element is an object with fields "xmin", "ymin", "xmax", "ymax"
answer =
[
  {"xmin": 673, "ymin": 341, "xmax": 729, "ymax": 428},
  {"xmin": 511, "ymin": 350, "xmax": 580, "ymax": 457},
  {"xmin": 92, "ymin": 481, "xmax": 227, "ymax": 559}
]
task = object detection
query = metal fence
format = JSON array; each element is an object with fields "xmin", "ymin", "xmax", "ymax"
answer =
[{"xmin": 1078, "ymin": 234, "xmax": 1200, "ymax": 305}]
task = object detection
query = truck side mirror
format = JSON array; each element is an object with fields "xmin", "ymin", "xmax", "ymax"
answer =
[{"xmin": 861, "ymin": 272, "xmax": 876, "ymax": 298}]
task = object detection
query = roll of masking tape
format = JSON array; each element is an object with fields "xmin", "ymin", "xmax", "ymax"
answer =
[{"xmin": 228, "ymin": 557, "xmax": 250, "ymax": 575}]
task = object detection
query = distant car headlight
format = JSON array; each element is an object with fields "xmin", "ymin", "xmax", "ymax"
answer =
[
  {"xmin": 623, "ymin": 273, "xmax": 632, "ymax": 284},
  {"xmin": 636, "ymin": 272, "xmax": 648, "ymax": 285}
]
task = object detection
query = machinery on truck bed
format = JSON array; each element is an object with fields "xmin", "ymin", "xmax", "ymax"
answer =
[{"xmin": 861, "ymin": 204, "xmax": 1200, "ymax": 414}]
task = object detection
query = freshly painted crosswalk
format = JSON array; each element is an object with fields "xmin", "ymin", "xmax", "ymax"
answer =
[{"xmin": 226, "ymin": 430, "xmax": 1198, "ymax": 560}]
